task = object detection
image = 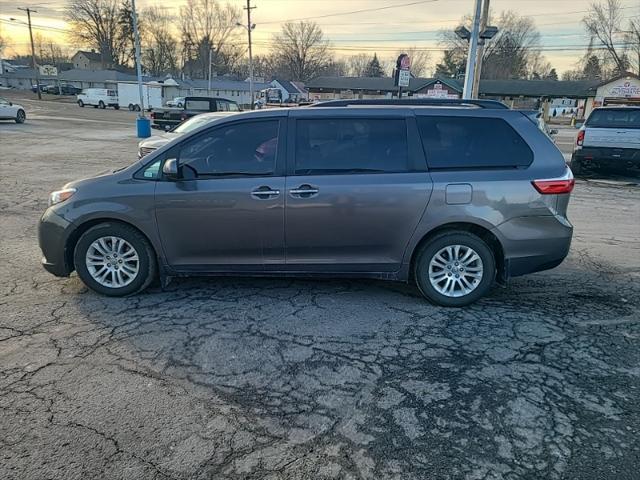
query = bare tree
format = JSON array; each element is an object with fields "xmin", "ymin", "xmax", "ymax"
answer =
[
  {"xmin": 628, "ymin": 18, "xmax": 640, "ymax": 75},
  {"xmin": 583, "ymin": 0, "xmax": 629, "ymax": 76},
  {"xmin": 271, "ymin": 21, "xmax": 331, "ymax": 81},
  {"xmin": 347, "ymin": 53, "xmax": 370, "ymax": 77},
  {"xmin": 179, "ymin": 0, "xmax": 241, "ymax": 79},
  {"xmin": 439, "ymin": 10, "xmax": 548, "ymax": 80},
  {"xmin": 65, "ymin": 0, "xmax": 121, "ymax": 68},
  {"xmin": 141, "ymin": 7, "xmax": 178, "ymax": 76},
  {"xmin": 34, "ymin": 33, "xmax": 70, "ymax": 66}
]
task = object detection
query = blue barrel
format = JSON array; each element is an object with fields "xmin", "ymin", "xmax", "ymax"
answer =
[{"xmin": 136, "ymin": 117, "xmax": 151, "ymax": 138}]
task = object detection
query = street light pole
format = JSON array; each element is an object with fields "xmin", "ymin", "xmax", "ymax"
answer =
[
  {"xmin": 471, "ymin": 0, "xmax": 490, "ymax": 99},
  {"xmin": 208, "ymin": 48, "xmax": 212, "ymax": 96},
  {"xmin": 17, "ymin": 7, "xmax": 41, "ymax": 100},
  {"xmin": 462, "ymin": 0, "xmax": 482, "ymax": 99},
  {"xmin": 131, "ymin": 0, "xmax": 145, "ymax": 115},
  {"xmin": 245, "ymin": 0, "xmax": 256, "ymax": 109}
]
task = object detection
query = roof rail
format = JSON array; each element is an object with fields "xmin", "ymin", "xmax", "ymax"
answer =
[{"xmin": 310, "ymin": 98, "xmax": 509, "ymax": 109}]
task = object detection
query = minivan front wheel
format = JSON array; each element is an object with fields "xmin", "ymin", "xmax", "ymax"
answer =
[
  {"xmin": 74, "ymin": 222, "xmax": 156, "ymax": 296},
  {"xmin": 415, "ymin": 232, "xmax": 495, "ymax": 307}
]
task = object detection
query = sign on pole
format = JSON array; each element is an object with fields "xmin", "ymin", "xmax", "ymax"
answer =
[{"xmin": 394, "ymin": 53, "xmax": 411, "ymax": 88}]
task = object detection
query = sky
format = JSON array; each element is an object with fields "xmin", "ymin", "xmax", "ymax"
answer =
[{"xmin": 1, "ymin": 0, "xmax": 639, "ymax": 75}]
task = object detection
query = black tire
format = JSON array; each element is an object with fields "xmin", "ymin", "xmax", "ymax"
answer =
[
  {"xmin": 177, "ymin": 102, "xmax": 183, "ymax": 108},
  {"xmin": 74, "ymin": 222, "xmax": 157, "ymax": 296},
  {"xmin": 15, "ymin": 109, "xmax": 26, "ymax": 124},
  {"xmin": 128, "ymin": 104, "xmax": 134, "ymax": 111},
  {"xmin": 114, "ymin": 105, "xmax": 120, "ymax": 110},
  {"xmin": 78, "ymin": 100, "xmax": 85, "ymax": 107},
  {"xmin": 414, "ymin": 231, "xmax": 496, "ymax": 307},
  {"xmin": 134, "ymin": 104, "xmax": 141, "ymax": 112},
  {"xmin": 99, "ymin": 100, "xmax": 106, "ymax": 109}
]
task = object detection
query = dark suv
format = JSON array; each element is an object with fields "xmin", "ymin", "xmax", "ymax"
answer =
[{"xmin": 39, "ymin": 101, "xmax": 574, "ymax": 306}]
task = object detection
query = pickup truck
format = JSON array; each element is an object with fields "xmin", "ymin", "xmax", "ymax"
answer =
[
  {"xmin": 571, "ymin": 106, "xmax": 640, "ymax": 176},
  {"xmin": 150, "ymin": 96, "xmax": 240, "ymax": 130}
]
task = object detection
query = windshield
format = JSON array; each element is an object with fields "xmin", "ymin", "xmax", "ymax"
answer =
[
  {"xmin": 173, "ymin": 115, "xmax": 217, "ymax": 134},
  {"xmin": 587, "ymin": 109, "xmax": 640, "ymax": 129}
]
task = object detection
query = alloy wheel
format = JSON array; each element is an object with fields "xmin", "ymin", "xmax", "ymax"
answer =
[
  {"xmin": 85, "ymin": 236, "xmax": 140, "ymax": 288},
  {"xmin": 428, "ymin": 245, "xmax": 484, "ymax": 298}
]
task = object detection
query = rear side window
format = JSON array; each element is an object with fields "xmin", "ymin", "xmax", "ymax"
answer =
[
  {"xmin": 294, "ymin": 118, "xmax": 409, "ymax": 174},
  {"xmin": 586, "ymin": 109, "xmax": 640, "ymax": 129},
  {"xmin": 417, "ymin": 116, "xmax": 533, "ymax": 169},
  {"xmin": 186, "ymin": 99, "xmax": 210, "ymax": 111}
]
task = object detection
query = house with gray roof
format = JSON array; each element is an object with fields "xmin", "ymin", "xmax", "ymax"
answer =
[{"xmin": 71, "ymin": 50, "xmax": 107, "ymax": 70}]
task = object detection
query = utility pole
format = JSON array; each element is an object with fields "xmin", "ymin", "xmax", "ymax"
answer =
[
  {"xmin": 18, "ymin": 7, "xmax": 41, "ymax": 100},
  {"xmin": 244, "ymin": 0, "xmax": 256, "ymax": 109},
  {"xmin": 471, "ymin": 0, "xmax": 490, "ymax": 99},
  {"xmin": 208, "ymin": 48, "xmax": 212, "ymax": 96},
  {"xmin": 131, "ymin": 0, "xmax": 145, "ymax": 115},
  {"xmin": 462, "ymin": 0, "xmax": 482, "ymax": 99}
]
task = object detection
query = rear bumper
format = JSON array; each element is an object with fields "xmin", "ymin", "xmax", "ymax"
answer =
[
  {"xmin": 494, "ymin": 215, "xmax": 573, "ymax": 278},
  {"xmin": 38, "ymin": 208, "xmax": 73, "ymax": 277},
  {"xmin": 572, "ymin": 147, "xmax": 640, "ymax": 170}
]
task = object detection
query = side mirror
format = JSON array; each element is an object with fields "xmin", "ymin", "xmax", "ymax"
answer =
[{"xmin": 162, "ymin": 158, "xmax": 180, "ymax": 180}]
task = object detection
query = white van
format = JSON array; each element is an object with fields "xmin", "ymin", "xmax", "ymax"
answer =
[{"xmin": 77, "ymin": 89, "xmax": 119, "ymax": 109}]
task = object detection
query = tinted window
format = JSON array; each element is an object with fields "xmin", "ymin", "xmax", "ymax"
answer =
[
  {"xmin": 587, "ymin": 109, "xmax": 640, "ymax": 129},
  {"xmin": 216, "ymin": 100, "xmax": 230, "ymax": 112},
  {"xmin": 228, "ymin": 102, "xmax": 240, "ymax": 112},
  {"xmin": 186, "ymin": 99, "xmax": 210, "ymax": 111},
  {"xmin": 179, "ymin": 120, "xmax": 279, "ymax": 177},
  {"xmin": 294, "ymin": 118, "xmax": 409, "ymax": 174},
  {"xmin": 417, "ymin": 116, "xmax": 533, "ymax": 169}
]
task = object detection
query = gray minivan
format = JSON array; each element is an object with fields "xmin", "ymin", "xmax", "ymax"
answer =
[{"xmin": 39, "ymin": 100, "xmax": 574, "ymax": 306}]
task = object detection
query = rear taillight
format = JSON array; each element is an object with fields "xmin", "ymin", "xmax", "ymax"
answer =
[
  {"xmin": 576, "ymin": 130, "xmax": 585, "ymax": 147},
  {"xmin": 532, "ymin": 178, "xmax": 575, "ymax": 194},
  {"xmin": 150, "ymin": 112, "xmax": 156, "ymax": 119}
]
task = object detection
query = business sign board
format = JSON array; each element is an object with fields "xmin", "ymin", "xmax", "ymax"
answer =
[{"xmin": 39, "ymin": 65, "xmax": 58, "ymax": 76}]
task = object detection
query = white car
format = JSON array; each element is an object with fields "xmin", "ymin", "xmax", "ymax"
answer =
[
  {"xmin": 166, "ymin": 96, "xmax": 185, "ymax": 108},
  {"xmin": 0, "ymin": 96, "xmax": 26, "ymax": 123}
]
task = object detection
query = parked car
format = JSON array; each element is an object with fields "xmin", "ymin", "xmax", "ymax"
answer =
[
  {"xmin": 0, "ymin": 96, "xmax": 26, "ymax": 123},
  {"xmin": 77, "ymin": 88, "xmax": 120, "ymax": 109},
  {"xmin": 150, "ymin": 97, "xmax": 240, "ymax": 130},
  {"xmin": 138, "ymin": 111, "xmax": 238, "ymax": 158},
  {"xmin": 166, "ymin": 97, "xmax": 185, "ymax": 108},
  {"xmin": 43, "ymin": 84, "xmax": 82, "ymax": 96},
  {"xmin": 38, "ymin": 101, "xmax": 574, "ymax": 306},
  {"xmin": 571, "ymin": 106, "xmax": 640, "ymax": 176},
  {"xmin": 31, "ymin": 83, "xmax": 47, "ymax": 93}
]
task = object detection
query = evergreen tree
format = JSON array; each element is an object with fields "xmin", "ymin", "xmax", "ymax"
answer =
[
  {"xmin": 364, "ymin": 53, "xmax": 385, "ymax": 77},
  {"xmin": 434, "ymin": 49, "xmax": 465, "ymax": 78},
  {"xmin": 544, "ymin": 68, "xmax": 558, "ymax": 80},
  {"xmin": 582, "ymin": 55, "xmax": 602, "ymax": 80}
]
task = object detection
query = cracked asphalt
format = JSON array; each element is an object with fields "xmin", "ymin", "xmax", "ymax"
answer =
[{"xmin": 1, "ymin": 94, "xmax": 639, "ymax": 479}]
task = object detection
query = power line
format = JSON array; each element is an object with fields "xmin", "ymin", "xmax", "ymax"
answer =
[{"xmin": 260, "ymin": 0, "xmax": 440, "ymax": 24}]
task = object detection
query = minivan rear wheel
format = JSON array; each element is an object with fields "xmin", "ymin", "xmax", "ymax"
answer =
[
  {"xmin": 74, "ymin": 222, "xmax": 156, "ymax": 296},
  {"xmin": 415, "ymin": 232, "xmax": 495, "ymax": 307}
]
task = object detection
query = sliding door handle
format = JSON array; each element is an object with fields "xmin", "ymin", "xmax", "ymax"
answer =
[
  {"xmin": 289, "ymin": 184, "xmax": 319, "ymax": 197},
  {"xmin": 251, "ymin": 186, "xmax": 280, "ymax": 199}
]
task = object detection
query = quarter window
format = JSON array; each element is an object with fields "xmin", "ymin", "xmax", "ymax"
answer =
[
  {"xmin": 294, "ymin": 118, "xmax": 409, "ymax": 174},
  {"xmin": 178, "ymin": 120, "xmax": 279, "ymax": 178},
  {"xmin": 416, "ymin": 116, "xmax": 533, "ymax": 169}
]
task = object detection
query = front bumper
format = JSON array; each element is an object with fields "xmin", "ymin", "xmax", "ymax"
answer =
[
  {"xmin": 494, "ymin": 215, "xmax": 573, "ymax": 279},
  {"xmin": 38, "ymin": 208, "xmax": 73, "ymax": 277},
  {"xmin": 572, "ymin": 147, "xmax": 640, "ymax": 172}
]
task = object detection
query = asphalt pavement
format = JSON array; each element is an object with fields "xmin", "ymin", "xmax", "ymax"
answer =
[{"xmin": 1, "ymin": 93, "xmax": 639, "ymax": 480}]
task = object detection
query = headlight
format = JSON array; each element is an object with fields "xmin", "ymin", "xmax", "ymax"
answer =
[{"xmin": 48, "ymin": 188, "xmax": 76, "ymax": 206}]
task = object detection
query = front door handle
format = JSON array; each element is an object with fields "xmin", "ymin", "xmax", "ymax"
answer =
[
  {"xmin": 289, "ymin": 184, "xmax": 319, "ymax": 197},
  {"xmin": 251, "ymin": 186, "xmax": 280, "ymax": 199}
]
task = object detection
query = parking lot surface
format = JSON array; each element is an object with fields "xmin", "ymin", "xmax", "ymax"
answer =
[{"xmin": 1, "ymin": 94, "xmax": 639, "ymax": 480}]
